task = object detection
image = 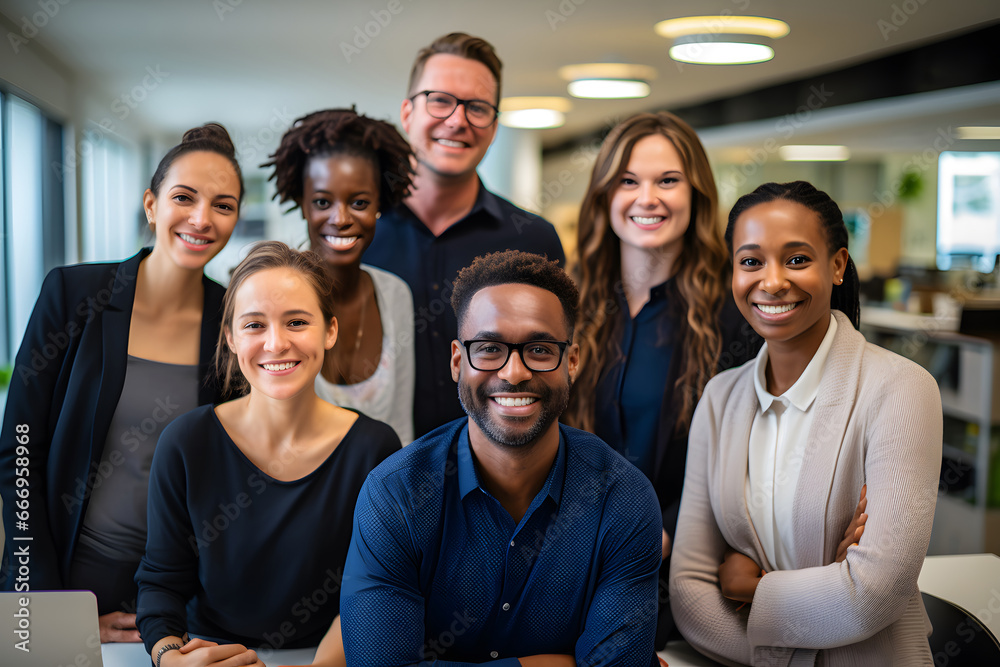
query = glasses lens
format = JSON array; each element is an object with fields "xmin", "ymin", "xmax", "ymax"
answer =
[
  {"xmin": 465, "ymin": 101, "xmax": 496, "ymax": 126},
  {"xmin": 469, "ymin": 341, "xmax": 509, "ymax": 371},
  {"xmin": 522, "ymin": 342, "xmax": 562, "ymax": 370},
  {"xmin": 425, "ymin": 92, "xmax": 457, "ymax": 118}
]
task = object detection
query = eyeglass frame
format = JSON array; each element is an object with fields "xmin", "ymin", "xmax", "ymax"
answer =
[
  {"xmin": 459, "ymin": 339, "xmax": 572, "ymax": 373},
  {"xmin": 409, "ymin": 90, "xmax": 500, "ymax": 128}
]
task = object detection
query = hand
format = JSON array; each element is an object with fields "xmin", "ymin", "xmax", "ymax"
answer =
[
  {"xmin": 662, "ymin": 529, "xmax": 672, "ymax": 560},
  {"xmin": 162, "ymin": 638, "xmax": 263, "ymax": 667},
  {"xmin": 718, "ymin": 549, "xmax": 764, "ymax": 604},
  {"xmin": 99, "ymin": 611, "xmax": 141, "ymax": 643},
  {"xmin": 835, "ymin": 484, "xmax": 868, "ymax": 563}
]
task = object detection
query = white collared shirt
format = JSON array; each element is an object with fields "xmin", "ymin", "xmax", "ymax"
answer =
[{"xmin": 744, "ymin": 313, "xmax": 837, "ymax": 571}]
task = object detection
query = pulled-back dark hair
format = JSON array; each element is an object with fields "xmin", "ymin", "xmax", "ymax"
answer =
[
  {"xmin": 725, "ymin": 181, "xmax": 860, "ymax": 328},
  {"xmin": 214, "ymin": 240, "xmax": 335, "ymax": 397},
  {"xmin": 451, "ymin": 250, "xmax": 578, "ymax": 339},
  {"xmin": 263, "ymin": 108, "xmax": 414, "ymax": 213},
  {"xmin": 150, "ymin": 122, "xmax": 244, "ymax": 204}
]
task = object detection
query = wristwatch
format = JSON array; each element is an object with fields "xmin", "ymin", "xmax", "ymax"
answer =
[{"xmin": 155, "ymin": 642, "xmax": 182, "ymax": 667}]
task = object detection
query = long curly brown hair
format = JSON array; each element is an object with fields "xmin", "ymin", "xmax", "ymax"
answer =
[{"xmin": 565, "ymin": 111, "xmax": 728, "ymax": 435}]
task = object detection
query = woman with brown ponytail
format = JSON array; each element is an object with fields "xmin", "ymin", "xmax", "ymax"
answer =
[
  {"xmin": 565, "ymin": 111, "xmax": 760, "ymax": 646},
  {"xmin": 0, "ymin": 123, "xmax": 243, "ymax": 642}
]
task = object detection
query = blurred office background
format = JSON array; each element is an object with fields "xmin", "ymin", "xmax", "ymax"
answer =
[{"xmin": 1, "ymin": 0, "xmax": 999, "ymax": 553}]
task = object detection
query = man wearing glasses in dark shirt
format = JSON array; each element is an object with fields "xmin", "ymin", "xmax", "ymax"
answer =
[
  {"xmin": 339, "ymin": 251, "xmax": 660, "ymax": 666},
  {"xmin": 363, "ymin": 33, "xmax": 565, "ymax": 438}
]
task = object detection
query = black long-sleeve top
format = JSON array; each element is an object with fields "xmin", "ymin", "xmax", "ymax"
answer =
[{"xmin": 135, "ymin": 405, "xmax": 400, "ymax": 654}]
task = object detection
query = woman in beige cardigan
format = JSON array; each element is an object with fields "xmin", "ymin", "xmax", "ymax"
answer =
[{"xmin": 670, "ymin": 181, "xmax": 941, "ymax": 666}]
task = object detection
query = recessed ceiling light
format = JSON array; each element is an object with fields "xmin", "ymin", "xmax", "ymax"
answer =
[
  {"xmin": 499, "ymin": 96, "xmax": 572, "ymax": 129},
  {"xmin": 957, "ymin": 126, "xmax": 1000, "ymax": 140},
  {"xmin": 779, "ymin": 145, "xmax": 850, "ymax": 161},
  {"xmin": 558, "ymin": 63, "xmax": 657, "ymax": 99}
]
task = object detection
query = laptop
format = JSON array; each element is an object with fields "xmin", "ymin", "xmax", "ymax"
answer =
[{"xmin": 0, "ymin": 591, "xmax": 103, "ymax": 666}]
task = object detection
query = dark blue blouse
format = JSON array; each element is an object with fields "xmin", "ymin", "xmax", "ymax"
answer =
[
  {"xmin": 595, "ymin": 280, "xmax": 674, "ymax": 481},
  {"xmin": 135, "ymin": 405, "xmax": 400, "ymax": 654}
]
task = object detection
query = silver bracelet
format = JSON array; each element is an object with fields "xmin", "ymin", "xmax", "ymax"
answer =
[{"xmin": 155, "ymin": 642, "xmax": 182, "ymax": 667}]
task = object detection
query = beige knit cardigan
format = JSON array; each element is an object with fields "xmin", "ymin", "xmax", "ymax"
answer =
[{"xmin": 670, "ymin": 309, "xmax": 941, "ymax": 666}]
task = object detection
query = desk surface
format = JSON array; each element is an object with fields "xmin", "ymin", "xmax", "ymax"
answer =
[
  {"xmin": 100, "ymin": 641, "xmax": 721, "ymax": 666},
  {"xmin": 94, "ymin": 553, "xmax": 1000, "ymax": 667}
]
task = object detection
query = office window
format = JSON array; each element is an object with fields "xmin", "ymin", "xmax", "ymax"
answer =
[
  {"xmin": 81, "ymin": 133, "xmax": 141, "ymax": 263},
  {"xmin": 0, "ymin": 91, "xmax": 66, "ymax": 367}
]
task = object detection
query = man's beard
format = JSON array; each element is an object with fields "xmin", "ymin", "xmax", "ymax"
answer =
[{"xmin": 458, "ymin": 375, "xmax": 568, "ymax": 449}]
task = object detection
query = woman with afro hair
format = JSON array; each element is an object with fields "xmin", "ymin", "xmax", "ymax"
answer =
[{"xmin": 265, "ymin": 108, "xmax": 417, "ymax": 443}]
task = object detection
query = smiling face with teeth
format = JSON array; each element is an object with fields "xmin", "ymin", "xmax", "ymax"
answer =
[
  {"xmin": 451, "ymin": 283, "xmax": 579, "ymax": 450},
  {"xmin": 608, "ymin": 134, "xmax": 692, "ymax": 262},
  {"xmin": 303, "ymin": 153, "xmax": 380, "ymax": 269},
  {"xmin": 226, "ymin": 266, "xmax": 338, "ymax": 402},
  {"xmin": 401, "ymin": 53, "xmax": 498, "ymax": 182},
  {"xmin": 731, "ymin": 199, "xmax": 848, "ymax": 356},
  {"xmin": 143, "ymin": 151, "xmax": 240, "ymax": 271}
]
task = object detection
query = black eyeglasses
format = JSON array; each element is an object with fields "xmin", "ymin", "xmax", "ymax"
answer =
[
  {"xmin": 410, "ymin": 90, "xmax": 499, "ymax": 128},
  {"xmin": 461, "ymin": 339, "xmax": 571, "ymax": 372}
]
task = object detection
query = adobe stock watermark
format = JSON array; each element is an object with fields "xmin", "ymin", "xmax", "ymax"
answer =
[
  {"xmin": 60, "ymin": 394, "xmax": 182, "ymax": 513},
  {"xmin": 234, "ymin": 107, "xmax": 296, "ymax": 165},
  {"xmin": 545, "ymin": 0, "xmax": 588, "ymax": 32},
  {"xmin": 7, "ymin": 0, "xmax": 71, "ymax": 55},
  {"xmin": 340, "ymin": 0, "xmax": 415, "ymax": 64},
  {"xmin": 718, "ymin": 83, "xmax": 835, "ymax": 201},
  {"xmin": 17, "ymin": 270, "xmax": 134, "ymax": 385},
  {"xmin": 877, "ymin": 0, "xmax": 933, "ymax": 41},
  {"xmin": 53, "ymin": 65, "xmax": 171, "ymax": 183}
]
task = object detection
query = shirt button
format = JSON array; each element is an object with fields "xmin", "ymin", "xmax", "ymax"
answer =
[
  {"xmin": 490, "ymin": 651, "xmax": 499, "ymax": 658},
  {"xmin": 432, "ymin": 331, "xmax": 439, "ymax": 337},
  {"xmin": 502, "ymin": 602, "xmax": 510, "ymax": 611},
  {"xmin": 510, "ymin": 540, "xmax": 515, "ymax": 547},
  {"xmin": 433, "ymin": 283, "xmax": 440, "ymax": 291}
]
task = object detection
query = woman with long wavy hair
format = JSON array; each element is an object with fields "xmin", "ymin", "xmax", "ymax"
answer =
[{"xmin": 565, "ymin": 111, "xmax": 760, "ymax": 646}]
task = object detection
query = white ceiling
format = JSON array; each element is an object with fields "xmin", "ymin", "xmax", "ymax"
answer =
[{"xmin": 2, "ymin": 0, "xmax": 998, "ymax": 151}]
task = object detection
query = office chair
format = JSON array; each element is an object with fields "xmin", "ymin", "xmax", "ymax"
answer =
[{"xmin": 922, "ymin": 591, "xmax": 1000, "ymax": 666}]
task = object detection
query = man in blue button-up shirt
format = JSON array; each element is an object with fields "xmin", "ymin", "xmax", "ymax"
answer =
[{"xmin": 338, "ymin": 251, "xmax": 660, "ymax": 666}]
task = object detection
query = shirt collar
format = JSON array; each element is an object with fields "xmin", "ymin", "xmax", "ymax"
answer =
[
  {"xmin": 753, "ymin": 313, "xmax": 838, "ymax": 412},
  {"xmin": 456, "ymin": 424, "xmax": 566, "ymax": 506}
]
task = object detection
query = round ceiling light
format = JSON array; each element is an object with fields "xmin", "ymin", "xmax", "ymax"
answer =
[
  {"xmin": 656, "ymin": 16, "xmax": 789, "ymax": 65},
  {"xmin": 558, "ymin": 63, "xmax": 657, "ymax": 99},
  {"xmin": 499, "ymin": 96, "xmax": 572, "ymax": 129}
]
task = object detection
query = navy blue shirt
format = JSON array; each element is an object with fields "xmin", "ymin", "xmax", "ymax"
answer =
[
  {"xmin": 340, "ymin": 419, "xmax": 661, "ymax": 666},
  {"xmin": 595, "ymin": 280, "xmax": 674, "ymax": 481},
  {"xmin": 135, "ymin": 405, "xmax": 400, "ymax": 654},
  {"xmin": 363, "ymin": 183, "xmax": 565, "ymax": 437}
]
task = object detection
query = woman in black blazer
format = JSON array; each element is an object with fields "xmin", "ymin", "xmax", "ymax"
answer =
[{"xmin": 0, "ymin": 123, "xmax": 243, "ymax": 643}]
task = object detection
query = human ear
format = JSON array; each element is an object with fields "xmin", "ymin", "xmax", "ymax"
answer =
[
  {"xmin": 450, "ymin": 339, "xmax": 462, "ymax": 383},
  {"xmin": 831, "ymin": 247, "xmax": 849, "ymax": 284},
  {"xmin": 565, "ymin": 342, "xmax": 581, "ymax": 384},
  {"xmin": 142, "ymin": 189, "xmax": 156, "ymax": 231},
  {"xmin": 325, "ymin": 317, "xmax": 339, "ymax": 350},
  {"xmin": 400, "ymin": 98, "xmax": 414, "ymax": 135}
]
